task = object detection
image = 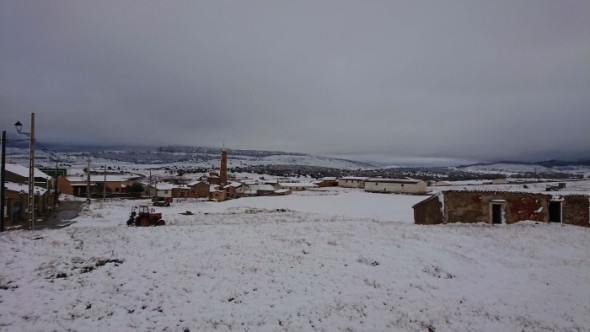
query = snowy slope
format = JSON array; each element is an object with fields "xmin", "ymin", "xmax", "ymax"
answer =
[
  {"xmin": 458, "ymin": 162, "xmax": 590, "ymax": 177},
  {"xmin": 1, "ymin": 188, "xmax": 589, "ymax": 331}
]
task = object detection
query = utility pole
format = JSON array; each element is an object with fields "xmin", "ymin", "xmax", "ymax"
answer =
[
  {"xmin": 54, "ymin": 160, "xmax": 58, "ymax": 208},
  {"xmin": 14, "ymin": 113, "xmax": 36, "ymax": 230},
  {"xmin": 1, "ymin": 131, "xmax": 6, "ymax": 232},
  {"xmin": 28, "ymin": 113, "xmax": 35, "ymax": 230},
  {"xmin": 103, "ymin": 164, "xmax": 107, "ymax": 201},
  {"xmin": 86, "ymin": 158, "xmax": 91, "ymax": 205}
]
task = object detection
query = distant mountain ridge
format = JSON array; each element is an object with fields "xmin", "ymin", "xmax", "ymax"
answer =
[{"xmin": 458, "ymin": 159, "xmax": 590, "ymax": 168}]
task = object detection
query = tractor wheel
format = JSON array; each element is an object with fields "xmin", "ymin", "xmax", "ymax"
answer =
[
  {"xmin": 139, "ymin": 217, "xmax": 150, "ymax": 227},
  {"xmin": 126, "ymin": 218, "xmax": 134, "ymax": 226},
  {"xmin": 158, "ymin": 219, "xmax": 166, "ymax": 226}
]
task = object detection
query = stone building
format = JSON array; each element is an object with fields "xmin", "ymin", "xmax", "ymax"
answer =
[{"xmin": 413, "ymin": 190, "xmax": 589, "ymax": 227}]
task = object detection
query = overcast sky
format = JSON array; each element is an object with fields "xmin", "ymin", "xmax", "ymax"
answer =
[{"xmin": 1, "ymin": 1, "xmax": 589, "ymax": 164}]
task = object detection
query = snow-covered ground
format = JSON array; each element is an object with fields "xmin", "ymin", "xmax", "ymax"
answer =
[
  {"xmin": 1, "ymin": 188, "xmax": 589, "ymax": 331},
  {"xmin": 433, "ymin": 179, "xmax": 590, "ymax": 196}
]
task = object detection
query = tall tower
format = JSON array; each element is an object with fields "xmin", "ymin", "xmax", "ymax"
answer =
[{"xmin": 220, "ymin": 146, "xmax": 228, "ymax": 186}]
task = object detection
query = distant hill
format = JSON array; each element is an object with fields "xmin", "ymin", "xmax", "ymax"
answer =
[
  {"xmin": 7, "ymin": 145, "xmax": 376, "ymax": 170},
  {"xmin": 458, "ymin": 159, "xmax": 590, "ymax": 169}
]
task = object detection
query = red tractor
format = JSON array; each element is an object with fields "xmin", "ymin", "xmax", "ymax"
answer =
[{"xmin": 127, "ymin": 206, "xmax": 166, "ymax": 226}]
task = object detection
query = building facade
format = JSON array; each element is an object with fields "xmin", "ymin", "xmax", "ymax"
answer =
[
  {"xmin": 414, "ymin": 190, "xmax": 590, "ymax": 227},
  {"xmin": 364, "ymin": 178, "xmax": 428, "ymax": 194}
]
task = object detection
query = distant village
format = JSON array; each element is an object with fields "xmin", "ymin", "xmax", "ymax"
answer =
[
  {"xmin": 3, "ymin": 148, "xmax": 431, "ymax": 229},
  {"xmin": 5, "ymin": 147, "xmax": 588, "ymax": 230}
]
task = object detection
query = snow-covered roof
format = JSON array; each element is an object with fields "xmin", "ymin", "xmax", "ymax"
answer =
[
  {"xmin": 6, "ymin": 163, "xmax": 51, "ymax": 180},
  {"xmin": 66, "ymin": 174, "xmax": 140, "ymax": 182},
  {"xmin": 279, "ymin": 183, "xmax": 318, "ymax": 188},
  {"xmin": 366, "ymin": 178, "xmax": 423, "ymax": 184},
  {"xmin": 4, "ymin": 181, "xmax": 47, "ymax": 196},
  {"xmin": 188, "ymin": 180, "xmax": 206, "ymax": 186},
  {"xmin": 223, "ymin": 181, "xmax": 242, "ymax": 189},
  {"xmin": 253, "ymin": 184, "xmax": 276, "ymax": 192},
  {"xmin": 340, "ymin": 176, "xmax": 370, "ymax": 181},
  {"xmin": 152, "ymin": 182, "xmax": 176, "ymax": 190},
  {"xmin": 320, "ymin": 177, "xmax": 338, "ymax": 181}
]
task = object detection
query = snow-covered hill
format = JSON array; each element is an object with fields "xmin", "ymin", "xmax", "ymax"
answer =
[{"xmin": 457, "ymin": 162, "xmax": 590, "ymax": 178}]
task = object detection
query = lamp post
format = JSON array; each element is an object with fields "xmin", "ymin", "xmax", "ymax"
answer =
[{"xmin": 15, "ymin": 113, "xmax": 35, "ymax": 230}]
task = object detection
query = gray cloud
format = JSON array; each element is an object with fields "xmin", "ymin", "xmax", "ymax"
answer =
[{"xmin": 1, "ymin": 0, "xmax": 589, "ymax": 163}]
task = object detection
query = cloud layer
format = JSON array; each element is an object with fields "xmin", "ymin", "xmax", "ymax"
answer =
[{"xmin": 1, "ymin": 1, "xmax": 589, "ymax": 162}]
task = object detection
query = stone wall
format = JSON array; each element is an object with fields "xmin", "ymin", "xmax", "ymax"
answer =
[
  {"xmin": 413, "ymin": 195, "xmax": 443, "ymax": 225},
  {"xmin": 562, "ymin": 195, "xmax": 590, "ymax": 227},
  {"xmin": 443, "ymin": 191, "xmax": 549, "ymax": 224}
]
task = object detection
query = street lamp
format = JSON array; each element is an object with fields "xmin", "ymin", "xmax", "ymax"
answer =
[{"xmin": 14, "ymin": 113, "xmax": 35, "ymax": 230}]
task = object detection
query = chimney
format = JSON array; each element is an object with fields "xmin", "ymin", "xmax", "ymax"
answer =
[{"xmin": 220, "ymin": 147, "xmax": 228, "ymax": 185}]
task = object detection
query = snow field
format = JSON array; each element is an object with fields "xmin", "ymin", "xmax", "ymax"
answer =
[{"xmin": 1, "ymin": 189, "xmax": 589, "ymax": 331}]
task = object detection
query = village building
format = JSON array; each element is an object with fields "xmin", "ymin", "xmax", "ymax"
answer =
[
  {"xmin": 413, "ymin": 190, "xmax": 590, "ymax": 227},
  {"xmin": 6, "ymin": 163, "xmax": 53, "ymax": 189},
  {"xmin": 338, "ymin": 177, "xmax": 370, "ymax": 188},
  {"xmin": 364, "ymin": 178, "xmax": 428, "ymax": 194},
  {"xmin": 492, "ymin": 178, "xmax": 509, "ymax": 185},
  {"xmin": 223, "ymin": 181, "xmax": 249, "ymax": 199},
  {"xmin": 147, "ymin": 182, "xmax": 175, "ymax": 199},
  {"xmin": 277, "ymin": 182, "xmax": 318, "ymax": 191},
  {"xmin": 171, "ymin": 186, "xmax": 190, "ymax": 199},
  {"xmin": 314, "ymin": 177, "xmax": 339, "ymax": 187},
  {"xmin": 3, "ymin": 182, "xmax": 49, "ymax": 228},
  {"xmin": 187, "ymin": 180, "xmax": 209, "ymax": 198},
  {"xmin": 3, "ymin": 163, "xmax": 53, "ymax": 228},
  {"xmin": 209, "ymin": 184, "xmax": 226, "ymax": 201},
  {"xmin": 58, "ymin": 174, "xmax": 141, "ymax": 197}
]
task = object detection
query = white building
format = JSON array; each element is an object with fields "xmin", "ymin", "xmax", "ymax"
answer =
[
  {"xmin": 364, "ymin": 178, "xmax": 428, "ymax": 194},
  {"xmin": 338, "ymin": 177, "xmax": 370, "ymax": 188},
  {"xmin": 278, "ymin": 183, "xmax": 318, "ymax": 191},
  {"xmin": 148, "ymin": 182, "xmax": 175, "ymax": 198}
]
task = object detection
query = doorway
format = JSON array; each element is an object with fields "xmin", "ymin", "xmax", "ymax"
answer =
[
  {"xmin": 492, "ymin": 204, "xmax": 503, "ymax": 224},
  {"xmin": 549, "ymin": 201, "xmax": 562, "ymax": 223}
]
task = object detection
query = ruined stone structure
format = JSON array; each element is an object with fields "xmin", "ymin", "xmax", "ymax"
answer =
[{"xmin": 413, "ymin": 190, "xmax": 589, "ymax": 227}]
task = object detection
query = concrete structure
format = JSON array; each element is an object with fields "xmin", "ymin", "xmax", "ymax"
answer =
[
  {"xmin": 338, "ymin": 177, "xmax": 369, "ymax": 188},
  {"xmin": 364, "ymin": 178, "xmax": 427, "ymax": 194},
  {"xmin": 414, "ymin": 190, "xmax": 590, "ymax": 227}
]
